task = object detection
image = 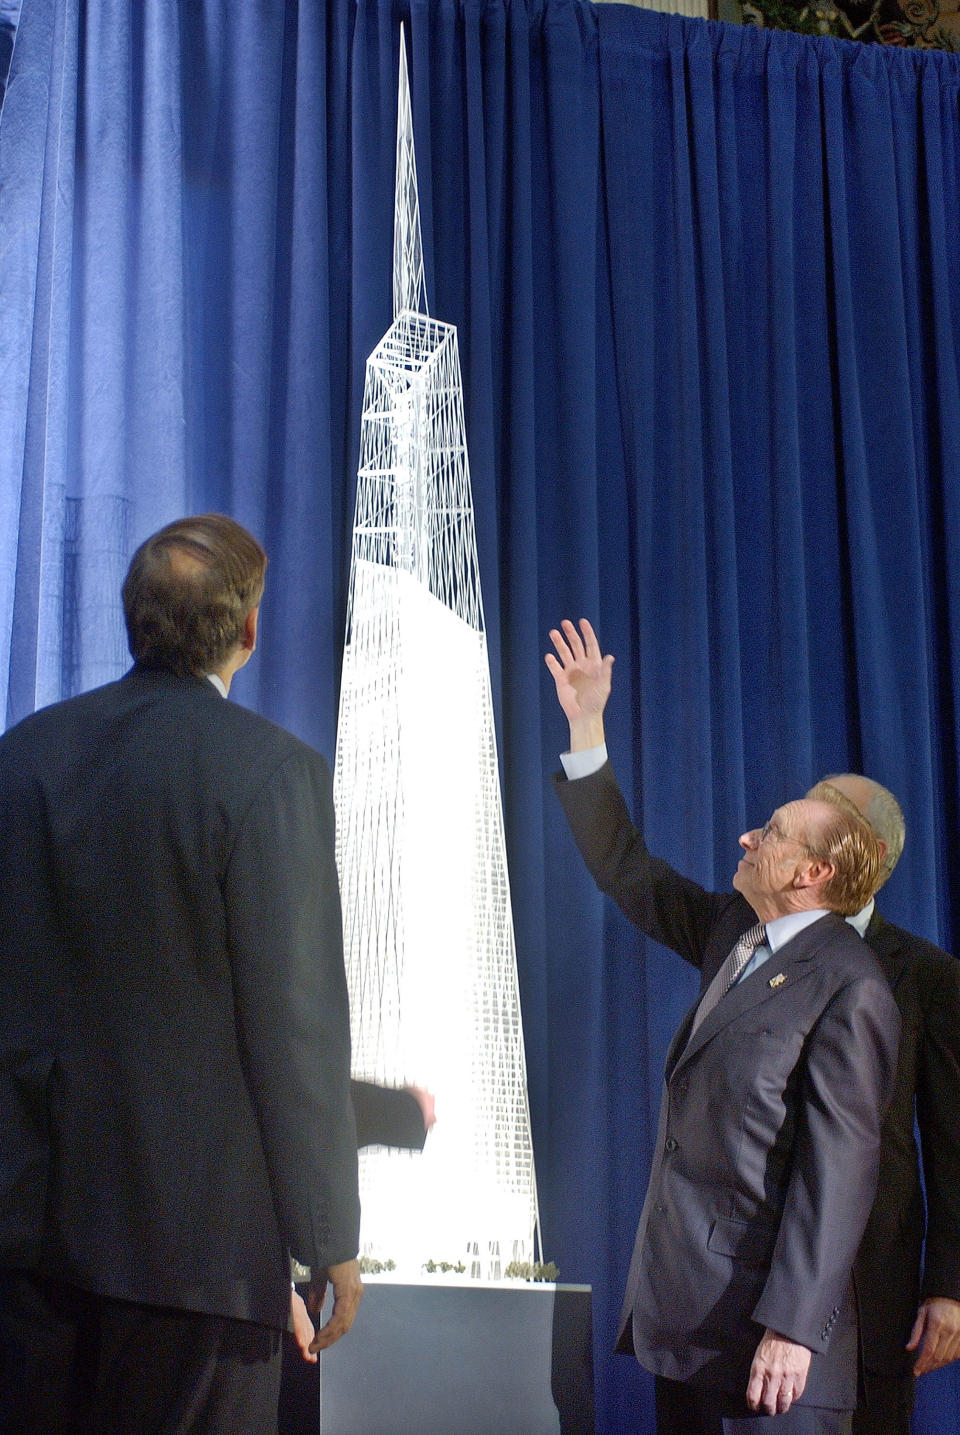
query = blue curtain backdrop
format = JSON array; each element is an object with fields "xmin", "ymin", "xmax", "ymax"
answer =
[{"xmin": 1, "ymin": 2, "xmax": 960, "ymax": 1432}]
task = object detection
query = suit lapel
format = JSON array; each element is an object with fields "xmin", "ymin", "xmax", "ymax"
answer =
[{"xmin": 670, "ymin": 914, "xmax": 841, "ymax": 1072}]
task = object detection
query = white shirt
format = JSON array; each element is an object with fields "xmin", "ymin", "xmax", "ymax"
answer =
[
  {"xmin": 739, "ymin": 909, "xmax": 830, "ymax": 982},
  {"xmin": 846, "ymin": 899, "xmax": 875, "ymax": 938}
]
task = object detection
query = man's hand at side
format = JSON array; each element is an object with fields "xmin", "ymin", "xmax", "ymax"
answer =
[
  {"xmin": 746, "ymin": 1329, "xmax": 811, "ymax": 1415},
  {"xmin": 907, "ymin": 1296, "xmax": 960, "ymax": 1375},
  {"xmin": 290, "ymin": 1288, "xmax": 318, "ymax": 1364},
  {"xmin": 307, "ymin": 1258, "xmax": 363, "ymax": 1353}
]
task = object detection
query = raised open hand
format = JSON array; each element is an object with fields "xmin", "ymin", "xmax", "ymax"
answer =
[{"xmin": 544, "ymin": 619, "xmax": 614, "ymax": 748}]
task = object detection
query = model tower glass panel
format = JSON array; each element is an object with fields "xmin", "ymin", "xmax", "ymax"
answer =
[{"xmin": 333, "ymin": 36, "xmax": 540, "ymax": 1279}]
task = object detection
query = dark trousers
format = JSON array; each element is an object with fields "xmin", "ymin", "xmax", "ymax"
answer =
[
  {"xmin": 655, "ymin": 1376, "xmax": 853, "ymax": 1435},
  {"xmin": 852, "ymin": 1372, "xmax": 914, "ymax": 1435},
  {"xmin": 0, "ymin": 1272, "xmax": 283, "ymax": 1435}
]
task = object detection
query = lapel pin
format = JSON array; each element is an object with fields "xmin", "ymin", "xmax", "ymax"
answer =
[{"xmin": 768, "ymin": 972, "xmax": 787, "ymax": 989}]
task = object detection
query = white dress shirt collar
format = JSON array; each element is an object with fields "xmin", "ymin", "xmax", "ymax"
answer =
[{"xmin": 845, "ymin": 897, "xmax": 875, "ymax": 938}]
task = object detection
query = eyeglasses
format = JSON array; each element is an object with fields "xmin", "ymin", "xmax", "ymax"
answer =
[{"xmin": 757, "ymin": 822, "xmax": 826, "ymax": 861}]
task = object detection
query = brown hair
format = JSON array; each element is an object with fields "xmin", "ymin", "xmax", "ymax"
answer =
[
  {"xmin": 122, "ymin": 514, "xmax": 267, "ymax": 677},
  {"xmin": 802, "ymin": 800, "xmax": 883, "ymax": 916}
]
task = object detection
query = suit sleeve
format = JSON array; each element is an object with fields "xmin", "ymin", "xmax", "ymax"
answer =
[
  {"xmin": 351, "ymin": 1080, "xmax": 428, "ymax": 1152},
  {"xmin": 223, "ymin": 746, "xmax": 360, "ymax": 1273},
  {"xmin": 0, "ymin": 742, "xmax": 60, "ymax": 1266},
  {"xmin": 753, "ymin": 971, "xmax": 901, "ymax": 1351},
  {"xmin": 552, "ymin": 760, "xmax": 720, "ymax": 969},
  {"xmin": 917, "ymin": 954, "xmax": 960, "ymax": 1301}
]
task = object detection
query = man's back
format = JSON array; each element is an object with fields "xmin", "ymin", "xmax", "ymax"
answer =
[{"xmin": 0, "ymin": 665, "xmax": 358, "ymax": 1330}]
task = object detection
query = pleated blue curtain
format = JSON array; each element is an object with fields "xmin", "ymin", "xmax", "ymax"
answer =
[
  {"xmin": 0, "ymin": 0, "xmax": 361, "ymax": 748},
  {"xmin": 1, "ymin": 1, "xmax": 960, "ymax": 1431},
  {"xmin": 596, "ymin": 11, "xmax": 960, "ymax": 1431}
]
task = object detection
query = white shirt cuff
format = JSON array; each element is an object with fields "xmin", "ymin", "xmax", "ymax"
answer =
[{"xmin": 560, "ymin": 744, "xmax": 608, "ymax": 780}]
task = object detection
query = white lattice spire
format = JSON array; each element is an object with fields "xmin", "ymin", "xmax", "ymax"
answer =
[
  {"xmin": 393, "ymin": 26, "xmax": 428, "ymax": 321},
  {"xmin": 333, "ymin": 28, "xmax": 541, "ymax": 1282}
]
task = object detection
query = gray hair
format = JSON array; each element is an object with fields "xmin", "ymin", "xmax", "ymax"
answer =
[{"xmin": 822, "ymin": 774, "xmax": 905, "ymax": 889}]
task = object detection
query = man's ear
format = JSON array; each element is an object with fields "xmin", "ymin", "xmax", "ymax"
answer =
[
  {"xmin": 794, "ymin": 859, "xmax": 835, "ymax": 891},
  {"xmin": 242, "ymin": 606, "xmax": 259, "ymax": 654}
]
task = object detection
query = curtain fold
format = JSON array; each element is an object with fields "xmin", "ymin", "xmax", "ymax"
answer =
[
  {"xmin": 598, "ymin": 17, "xmax": 960, "ymax": 1427},
  {"xmin": 1, "ymin": 2, "xmax": 959, "ymax": 1430}
]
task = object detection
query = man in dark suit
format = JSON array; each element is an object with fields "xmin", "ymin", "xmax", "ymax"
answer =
[
  {"xmin": 545, "ymin": 620, "xmax": 900, "ymax": 1435},
  {"xmin": 806, "ymin": 775, "xmax": 960, "ymax": 1435},
  {"xmin": 0, "ymin": 514, "xmax": 362, "ymax": 1433}
]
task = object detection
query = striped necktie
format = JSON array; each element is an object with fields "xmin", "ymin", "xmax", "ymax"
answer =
[{"xmin": 689, "ymin": 921, "xmax": 767, "ymax": 1037}]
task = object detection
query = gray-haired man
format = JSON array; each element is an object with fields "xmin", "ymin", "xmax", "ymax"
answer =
[{"xmin": 808, "ymin": 775, "xmax": 960, "ymax": 1435}]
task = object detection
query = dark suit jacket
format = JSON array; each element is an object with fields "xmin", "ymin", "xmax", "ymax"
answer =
[
  {"xmin": 0, "ymin": 666, "xmax": 359, "ymax": 1331},
  {"xmin": 554, "ymin": 762, "xmax": 900, "ymax": 1407},
  {"xmin": 855, "ymin": 910, "xmax": 960, "ymax": 1375}
]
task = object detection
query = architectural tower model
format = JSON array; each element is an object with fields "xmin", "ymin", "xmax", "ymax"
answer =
[{"xmin": 333, "ymin": 34, "xmax": 540, "ymax": 1279}]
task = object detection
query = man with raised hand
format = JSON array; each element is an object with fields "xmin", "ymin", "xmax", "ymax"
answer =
[
  {"xmin": 807, "ymin": 774, "xmax": 960, "ymax": 1435},
  {"xmin": 0, "ymin": 514, "xmax": 361, "ymax": 1434},
  {"xmin": 547, "ymin": 618, "xmax": 900, "ymax": 1435}
]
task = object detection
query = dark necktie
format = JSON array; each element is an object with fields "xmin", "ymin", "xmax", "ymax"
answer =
[{"xmin": 689, "ymin": 921, "xmax": 767, "ymax": 1037}]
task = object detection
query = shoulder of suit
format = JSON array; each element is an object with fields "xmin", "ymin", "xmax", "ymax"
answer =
[
  {"xmin": 192, "ymin": 685, "xmax": 329, "ymax": 777},
  {"xmin": 869, "ymin": 909, "xmax": 957, "ymax": 976},
  {"xmin": 0, "ymin": 677, "xmax": 125, "ymax": 761},
  {"xmin": 0, "ymin": 670, "xmax": 328, "ymax": 781},
  {"xmin": 810, "ymin": 912, "xmax": 897, "ymax": 984}
]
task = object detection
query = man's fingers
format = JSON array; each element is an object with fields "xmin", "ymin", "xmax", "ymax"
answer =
[
  {"xmin": 911, "ymin": 1319, "xmax": 936, "ymax": 1374},
  {"xmin": 909, "ymin": 1299, "xmax": 960, "ymax": 1375},
  {"xmin": 913, "ymin": 1328, "xmax": 945, "ymax": 1375},
  {"xmin": 749, "ymin": 1372, "xmax": 777, "ymax": 1416},
  {"xmin": 547, "ymin": 627, "xmax": 575, "ymax": 668},
  {"xmin": 762, "ymin": 1374, "xmax": 780, "ymax": 1416},
  {"xmin": 308, "ymin": 1261, "xmax": 363, "ymax": 1353},
  {"xmin": 289, "ymin": 1289, "xmax": 319, "ymax": 1365},
  {"xmin": 309, "ymin": 1307, "xmax": 350, "ymax": 1351},
  {"xmin": 776, "ymin": 1379, "xmax": 797, "ymax": 1414},
  {"xmin": 747, "ymin": 1332, "xmax": 810, "ymax": 1414},
  {"xmin": 577, "ymin": 617, "xmax": 601, "ymax": 659},
  {"xmin": 547, "ymin": 619, "xmax": 611, "ymax": 677},
  {"xmin": 308, "ymin": 1284, "xmax": 362, "ymax": 1353},
  {"xmin": 560, "ymin": 618, "xmax": 586, "ymax": 661},
  {"xmin": 747, "ymin": 1373, "xmax": 784, "ymax": 1417}
]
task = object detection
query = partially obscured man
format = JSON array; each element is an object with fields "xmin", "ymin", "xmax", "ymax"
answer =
[
  {"xmin": 547, "ymin": 619, "xmax": 900, "ymax": 1435},
  {"xmin": 807, "ymin": 775, "xmax": 960, "ymax": 1435},
  {"xmin": 0, "ymin": 514, "xmax": 361, "ymax": 1433}
]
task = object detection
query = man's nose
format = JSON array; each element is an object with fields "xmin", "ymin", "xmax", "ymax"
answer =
[{"xmin": 740, "ymin": 829, "xmax": 759, "ymax": 851}]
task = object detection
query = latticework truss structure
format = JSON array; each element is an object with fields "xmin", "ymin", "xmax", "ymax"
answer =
[{"xmin": 333, "ymin": 32, "xmax": 540, "ymax": 1280}]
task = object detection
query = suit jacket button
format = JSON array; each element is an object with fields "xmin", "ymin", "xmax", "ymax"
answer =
[{"xmin": 665, "ymin": 1138, "xmax": 678, "ymax": 1153}]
